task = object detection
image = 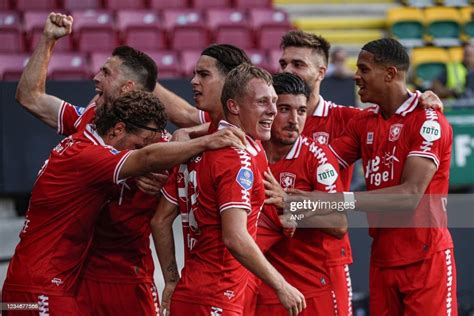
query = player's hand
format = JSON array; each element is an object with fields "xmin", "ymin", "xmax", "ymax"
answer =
[
  {"xmin": 419, "ymin": 90, "xmax": 444, "ymax": 113},
  {"xmin": 275, "ymin": 282, "xmax": 306, "ymax": 316},
  {"xmin": 264, "ymin": 170, "xmax": 287, "ymax": 209},
  {"xmin": 44, "ymin": 12, "xmax": 73, "ymax": 40},
  {"xmin": 159, "ymin": 282, "xmax": 177, "ymax": 316},
  {"xmin": 205, "ymin": 127, "xmax": 246, "ymax": 150},
  {"xmin": 279, "ymin": 214, "xmax": 297, "ymax": 238},
  {"xmin": 136, "ymin": 172, "xmax": 168, "ymax": 196},
  {"xmin": 172, "ymin": 127, "xmax": 191, "ymax": 142}
]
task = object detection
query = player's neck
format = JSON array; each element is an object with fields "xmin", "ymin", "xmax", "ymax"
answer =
[
  {"xmin": 210, "ymin": 108, "xmax": 224, "ymax": 126},
  {"xmin": 306, "ymin": 90, "xmax": 320, "ymax": 115},
  {"xmin": 262, "ymin": 140, "xmax": 293, "ymax": 164},
  {"xmin": 379, "ymin": 86, "xmax": 410, "ymax": 119}
]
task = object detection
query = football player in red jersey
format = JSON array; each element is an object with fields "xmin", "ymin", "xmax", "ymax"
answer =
[
  {"xmin": 167, "ymin": 64, "xmax": 305, "ymax": 316},
  {"xmin": 255, "ymin": 72, "xmax": 351, "ymax": 316},
  {"xmin": 2, "ymin": 90, "xmax": 246, "ymax": 315},
  {"xmin": 269, "ymin": 38, "xmax": 457, "ymax": 316}
]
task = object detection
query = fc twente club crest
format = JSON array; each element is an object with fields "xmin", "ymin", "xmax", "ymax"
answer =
[
  {"xmin": 280, "ymin": 172, "xmax": 296, "ymax": 189},
  {"xmin": 313, "ymin": 132, "xmax": 329, "ymax": 144}
]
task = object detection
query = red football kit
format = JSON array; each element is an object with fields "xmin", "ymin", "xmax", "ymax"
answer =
[
  {"xmin": 256, "ymin": 136, "xmax": 352, "ymax": 316},
  {"xmin": 59, "ymin": 100, "xmax": 167, "ymax": 315},
  {"xmin": 329, "ymin": 91, "xmax": 457, "ymax": 315},
  {"xmin": 170, "ymin": 121, "xmax": 265, "ymax": 315},
  {"xmin": 302, "ymin": 96, "xmax": 361, "ymax": 190},
  {"xmin": 2, "ymin": 124, "xmax": 131, "ymax": 314}
]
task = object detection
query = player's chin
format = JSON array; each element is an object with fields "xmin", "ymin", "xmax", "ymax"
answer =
[{"xmin": 256, "ymin": 129, "xmax": 272, "ymax": 141}]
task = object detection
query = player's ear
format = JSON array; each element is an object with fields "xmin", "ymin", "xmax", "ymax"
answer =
[
  {"xmin": 121, "ymin": 80, "xmax": 135, "ymax": 93},
  {"xmin": 112, "ymin": 121, "xmax": 127, "ymax": 136},
  {"xmin": 227, "ymin": 99, "xmax": 239, "ymax": 115},
  {"xmin": 385, "ymin": 66, "xmax": 397, "ymax": 82}
]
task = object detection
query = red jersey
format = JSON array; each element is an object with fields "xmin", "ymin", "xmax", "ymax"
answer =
[
  {"xmin": 258, "ymin": 136, "xmax": 350, "ymax": 303},
  {"xmin": 3, "ymin": 125, "xmax": 132, "ymax": 296},
  {"xmin": 302, "ymin": 96, "xmax": 361, "ymax": 190},
  {"xmin": 58, "ymin": 100, "xmax": 170, "ymax": 283},
  {"xmin": 329, "ymin": 91, "xmax": 453, "ymax": 267},
  {"xmin": 171, "ymin": 121, "xmax": 266, "ymax": 313}
]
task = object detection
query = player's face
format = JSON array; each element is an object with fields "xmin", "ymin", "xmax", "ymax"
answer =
[
  {"xmin": 354, "ymin": 50, "xmax": 387, "ymax": 105},
  {"xmin": 191, "ymin": 55, "xmax": 226, "ymax": 113},
  {"xmin": 93, "ymin": 56, "xmax": 128, "ymax": 105},
  {"xmin": 279, "ymin": 47, "xmax": 323, "ymax": 92},
  {"xmin": 237, "ymin": 78, "xmax": 277, "ymax": 141},
  {"xmin": 271, "ymin": 94, "xmax": 308, "ymax": 145}
]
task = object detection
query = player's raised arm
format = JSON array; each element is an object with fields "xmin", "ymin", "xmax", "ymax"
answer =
[{"xmin": 16, "ymin": 12, "xmax": 72, "ymax": 129}]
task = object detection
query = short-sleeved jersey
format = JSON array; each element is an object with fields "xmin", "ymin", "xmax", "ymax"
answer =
[
  {"xmin": 302, "ymin": 96, "xmax": 362, "ymax": 190},
  {"xmin": 58, "ymin": 99, "xmax": 171, "ymax": 283},
  {"xmin": 329, "ymin": 91, "xmax": 453, "ymax": 267},
  {"xmin": 3, "ymin": 125, "xmax": 132, "ymax": 296},
  {"xmin": 258, "ymin": 136, "xmax": 350, "ymax": 304},
  {"xmin": 171, "ymin": 122, "xmax": 266, "ymax": 313}
]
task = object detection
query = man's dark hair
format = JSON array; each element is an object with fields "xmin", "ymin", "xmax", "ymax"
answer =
[
  {"xmin": 281, "ymin": 30, "xmax": 331, "ymax": 66},
  {"xmin": 112, "ymin": 46, "xmax": 158, "ymax": 92},
  {"xmin": 272, "ymin": 73, "xmax": 310, "ymax": 100},
  {"xmin": 94, "ymin": 90, "xmax": 167, "ymax": 135},
  {"xmin": 201, "ymin": 44, "xmax": 252, "ymax": 75},
  {"xmin": 362, "ymin": 38, "xmax": 410, "ymax": 72}
]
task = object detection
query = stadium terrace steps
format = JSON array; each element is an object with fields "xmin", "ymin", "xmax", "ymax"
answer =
[
  {"xmin": 294, "ymin": 17, "xmax": 386, "ymax": 30},
  {"xmin": 307, "ymin": 29, "xmax": 385, "ymax": 45}
]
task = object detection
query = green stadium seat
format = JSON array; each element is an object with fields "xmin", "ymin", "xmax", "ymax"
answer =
[
  {"xmin": 411, "ymin": 47, "xmax": 450, "ymax": 90},
  {"xmin": 460, "ymin": 6, "xmax": 474, "ymax": 42},
  {"xmin": 387, "ymin": 7, "xmax": 425, "ymax": 47},
  {"xmin": 424, "ymin": 7, "xmax": 462, "ymax": 47}
]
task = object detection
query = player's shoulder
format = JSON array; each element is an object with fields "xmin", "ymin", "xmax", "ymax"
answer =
[
  {"xmin": 300, "ymin": 136, "xmax": 334, "ymax": 160},
  {"xmin": 328, "ymin": 101, "xmax": 362, "ymax": 116},
  {"xmin": 407, "ymin": 107, "xmax": 451, "ymax": 128}
]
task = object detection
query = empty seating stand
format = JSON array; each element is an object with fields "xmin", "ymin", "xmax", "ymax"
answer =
[
  {"xmin": 72, "ymin": 10, "xmax": 117, "ymax": 53},
  {"xmin": 0, "ymin": 12, "xmax": 24, "ymax": 53},
  {"xmin": 0, "ymin": 54, "xmax": 29, "ymax": 80},
  {"xmin": 207, "ymin": 8, "xmax": 253, "ymax": 49},
  {"xmin": 248, "ymin": 8, "xmax": 292, "ymax": 50},
  {"xmin": 48, "ymin": 53, "xmax": 90, "ymax": 80},
  {"xmin": 162, "ymin": 9, "xmax": 209, "ymax": 50}
]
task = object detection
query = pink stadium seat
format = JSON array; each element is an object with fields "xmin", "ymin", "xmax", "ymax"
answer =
[
  {"xmin": 0, "ymin": 54, "xmax": 29, "ymax": 80},
  {"xmin": 0, "ymin": 12, "xmax": 24, "ymax": 53},
  {"xmin": 233, "ymin": 0, "xmax": 271, "ymax": 9},
  {"xmin": 268, "ymin": 48, "xmax": 282, "ymax": 73},
  {"xmin": 246, "ymin": 49, "xmax": 271, "ymax": 72},
  {"xmin": 149, "ymin": 0, "xmax": 189, "ymax": 10},
  {"xmin": 146, "ymin": 50, "xmax": 181, "ymax": 78},
  {"xmin": 249, "ymin": 9, "xmax": 291, "ymax": 49},
  {"xmin": 63, "ymin": 0, "xmax": 102, "ymax": 11},
  {"xmin": 191, "ymin": 0, "xmax": 231, "ymax": 9},
  {"xmin": 104, "ymin": 0, "xmax": 147, "ymax": 10},
  {"xmin": 90, "ymin": 52, "xmax": 110, "ymax": 76},
  {"xmin": 116, "ymin": 10, "xmax": 167, "ymax": 51},
  {"xmin": 0, "ymin": 0, "xmax": 10, "ymax": 10},
  {"xmin": 16, "ymin": 0, "xmax": 58, "ymax": 11},
  {"xmin": 180, "ymin": 49, "xmax": 201, "ymax": 77},
  {"xmin": 162, "ymin": 9, "xmax": 209, "ymax": 50},
  {"xmin": 48, "ymin": 53, "xmax": 89, "ymax": 80},
  {"xmin": 207, "ymin": 8, "xmax": 253, "ymax": 49},
  {"xmin": 24, "ymin": 11, "xmax": 73, "ymax": 52},
  {"xmin": 72, "ymin": 10, "xmax": 117, "ymax": 53}
]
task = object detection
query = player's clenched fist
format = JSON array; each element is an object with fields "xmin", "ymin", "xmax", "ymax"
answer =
[{"xmin": 43, "ymin": 12, "xmax": 73, "ymax": 40}]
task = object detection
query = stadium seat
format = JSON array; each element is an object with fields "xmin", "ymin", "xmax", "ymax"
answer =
[
  {"xmin": 149, "ymin": 0, "xmax": 189, "ymax": 10},
  {"xmin": 0, "ymin": 54, "xmax": 29, "ymax": 80},
  {"xmin": 460, "ymin": 6, "xmax": 474, "ymax": 41},
  {"xmin": 411, "ymin": 47, "xmax": 450, "ymax": 90},
  {"xmin": 89, "ymin": 52, "xmax": 110, "ymax": 76},
  {"xmin": 268, "ymin": 48, "xmax": 282, "ymax": 74},
  {"xmin": 424, "ymin": 7, "xmax": 462, "ymax": 47},
  {"xmin": 104, "ymin": 0, "xmax": 147, "ymax": 10},
  {"xmin": 72, "ymin": 10, "xmax": 117, "ymax": 53},
  {"xmin": 16, "ymin": 0, "xmax": 58, "ymax": 11},
  {"xmin": 146, "ymin": 50, "xmax": 181, "ymax": 78},
  {"xmin": 191, "ymin": 0, "xmax": 231, "ymax": 9},
  {"xmin": 248, "ymin": 8, "xmax": 292, "ymax": 50},
  {"xmin": 63, "ymin": 0, "xmax": 102, "ymax": 11},
  {"xmin": 116, "ymin": 10, "xmax": 167, "ymax": 51},
  {"xmin": 0, "ymin": 12, "xmax": 24, "ymax": 53},
  {"xmin": 448, "ymin": 46, "xmax": 463, "ymax": 64},
  {"xmin": 0, "ymin": 0, "xmax": 10, "ymax": 10},
  {"xmin": 24, "ymin": 11, "xmax": 73, "ymax": 52},
  {"xmin": 246, "ymin": 49, "xmax": 271, "ymax": 72},
  {"xmin": 207, "ymin": 9, "xmax": 253, "ymax": 49},
  {"xmin": 233, "ymin": 0, "xmax": 271, "ymax": 9},
  {"xmin": 180, "ymin": 49, "xmax": 201, "ymax": 77},
  {"xmin": 401, "ymin": 0, "xmax": 434, "ymax": 7},
  {"xmin": 441, "ymin": 0, "xmax": 469, "ymax": 7},
  {"xmin": 48, "ymin": 53, "xmax": 90, "ymax": 80},
  {"xmin": 386, "ymin": 7, "xmax": 424, "ymax": 48},
  {"xmin": 162, "ymin": 9, "xmax": 209, "ymax": 50}
]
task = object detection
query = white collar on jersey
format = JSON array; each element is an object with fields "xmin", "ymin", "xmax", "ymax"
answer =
[
  {"xmin": 368, "ymin": 90, "xmax": 421, "ymax": 117},
  {"xmin": 217, "ymin": 120, "xmax": 261, "ymax": 156},
  {"xmin": 84, "ymin": 123, "xmax": 108, "ymax": 146},
  {"xmin": 285, "ymin": 135, "xmax": 305, "ymax": 160},
  {"xmin": 312, "ymin": 95, "xmax": 329, "ymax": 117}
]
